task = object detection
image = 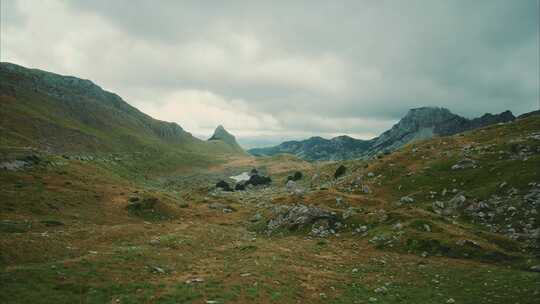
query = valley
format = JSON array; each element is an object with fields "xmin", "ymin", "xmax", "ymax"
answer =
[{"xmin": 1, "ymin": 97, "xmax": 539, "ymax": 303}]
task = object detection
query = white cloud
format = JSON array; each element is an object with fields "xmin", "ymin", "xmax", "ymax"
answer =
[{"xmin": 1, "ymin": 0, "xmax": 538, "ymax": 148}]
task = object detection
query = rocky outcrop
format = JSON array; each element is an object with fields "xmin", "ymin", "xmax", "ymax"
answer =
[{"xmin": 366, "ymin": 107, "xmax": 515, "ymax": 156}]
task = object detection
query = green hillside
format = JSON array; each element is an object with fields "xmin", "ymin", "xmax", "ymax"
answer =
[{"xmin": 0, "ymin": 62, "xmax": 247, "ymax": 174}]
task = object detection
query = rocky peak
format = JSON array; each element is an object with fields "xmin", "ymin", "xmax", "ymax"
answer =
[{"xmin": 209, "ymin": 125, "xmax": 236, "ymax": 145}]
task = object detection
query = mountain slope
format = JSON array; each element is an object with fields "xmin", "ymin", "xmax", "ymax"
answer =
[
  {"xmin": 0, "ymin": 62, "xmax": 245, "ymax": 169},
  {"xmin": 249, "ymin": 107, "xmax": 515, "ymax": 161},
  {"xmin": 367, "ymin": 107, "xmax": 515, "ymax": 156}
]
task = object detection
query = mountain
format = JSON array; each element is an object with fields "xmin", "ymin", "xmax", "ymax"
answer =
[
  {"xmin": 0, "ymin": 62, "xmax": 246, "ymax": 170},
  {"xmin": 248, "ymin": 107, "xmax": 515, "ymax": 161},
  {"xmin": 366, "ymin": 107, "xmax": 515, "ymax": 156},
  {"xmin": 208, "ymin": 125, "xmax": 246, "ymax": 154},
  {"xmin": 249, "ymin": 135, "xmax": 374, "ymax": 161}
]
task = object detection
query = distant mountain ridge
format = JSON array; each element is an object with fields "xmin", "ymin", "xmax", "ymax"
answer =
[
  {"xmin": 248, "ymin": 107, "xmax": 516, "ymax": 161},
  {"xmin": 0, "ymin": 62, "xmax": 245, "ymax": 162},
  {"xmin": 248, "ymin": 135, "xmax": 375, "ymax": 161}
]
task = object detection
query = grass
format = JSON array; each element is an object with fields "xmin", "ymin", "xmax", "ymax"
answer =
[{"xmin": 1, "ymin": 116, "xmax": 539, "ymax": 303}]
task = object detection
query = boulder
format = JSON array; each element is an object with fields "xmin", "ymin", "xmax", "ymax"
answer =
[
  {"xmin": 266, "ymin": 204, "xmax": 338, "ymax": 235},
  {"xmin": 287, "ymin": 171, "xmax": 303, "ymax": 181},
  {"xmin": 286, "ymin": 180, "xmax": 297, "ymax": 192},
  {"xmin": 400, "ymin": 196, "xmax": 415, "ymax": 204},
  {"xmin": 216, "ymin": 180, "xmax": 233, "ymax": 192},
  {"xmin": 451, "ymin": 159, "xmax": 478, "ymax": 170},
  {"xmin": 245, "ymin": 174, "xmax": 272, "ymax": 186},
  {"xmin": 235, "ymin": 183, "xmax": 246, "ymax": 191},
  {"xmin": 334, "ymin": 165, "xmax": 347, "ymax": 179}
]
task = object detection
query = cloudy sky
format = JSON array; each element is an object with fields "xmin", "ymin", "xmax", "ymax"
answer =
[{"xmin": 1, "ymin": 0, "xmax": 539, "ymax": 148}]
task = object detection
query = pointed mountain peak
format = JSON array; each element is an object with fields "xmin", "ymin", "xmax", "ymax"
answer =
[{"xmin": 209, "ymin": 125, "xmax": 239, "ymax": 146}]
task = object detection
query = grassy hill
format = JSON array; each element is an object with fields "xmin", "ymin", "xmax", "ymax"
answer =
[{"xmin": 0, "ymin": 62, "xmax": 247, "ymax": 175}]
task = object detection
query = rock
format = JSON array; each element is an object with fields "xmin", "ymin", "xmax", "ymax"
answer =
[
  {"xmin": 433, "ymin": 201, "xmax": 445, "ymax": 209},
  {"xmin": 216, "ymin": 180, "xmax": 233, "ymax": 192},
  {"xmin": 367, "ymin": 172, "xmax": 375, "ymax": 178},
  {"xmin": 127, "ymin": 196, "xmax": 158, "ymax": 211},
  {"xmin": 342, "ymin": 207, "xmax": 356, "ymax": 219},
  {"xmin": 250, "ymin": 213, "xmax": 263, "ymax": 222},
  {"xmin": 128, "ymin": 196, "xmax": 140, "ymax": 202},
  {"xmin": 362, "ymin": 184, "xmax": 371, "ymax": 194},
  {"xmin": 150, "ymin": 266, "xmax": 166, "ymax": 274},
  {"xmin": 446, "ymin": 298, "xmax": 455, "ymax": 304},
  {"xmin": 456, "ymin": 239, "xmax": 481, "ymax": 248},
  {"xmin": 334, "ymin": 165, "xmax": 347, "ymax": 179},
  {"xmin": 451, "ymin": 158, "xmax": 478, "ymax": 170},
  {"xmin": 393, "ymin": 222, "xmax": 403, "ymax": 230},
  {"xmin": 185, "ymin": 278, "xmax": 204, "ymax": 284},
  {"xmin": 245, "ymin": 174, "xmax": 272, "ymax": 186},
  {"xmin": 208, "ymin": 202, "xmax": 234, "ymax": 212},
  {"xmin": 310, "ymin": 218, "xmax": 335, "ymax": 237},
  {"xmin": 286, "ymin": 180, "xmax": 297, "ymax": 192},
  {"xmin": 400, "ymin": 196, "xmax": 415, "ymax": 204},
  {"xmin": 266, "ymin": 204, "xmax": 338, "ymax": 235},
  {"xmin": 530, "ymin": 265, "xmax": 540, "ymax": 272},
  {"xmin": 287, "ymin": 171, "xmax": 303, "ymax": 181},
  {"xmin": 448, "ymin": 194, "xmax": 466, "ymax": 208}
]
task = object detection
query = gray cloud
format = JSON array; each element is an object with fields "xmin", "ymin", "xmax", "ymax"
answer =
[{"xmin": 1, "ymin": 0, "xmax": 538, "ymax": 147}]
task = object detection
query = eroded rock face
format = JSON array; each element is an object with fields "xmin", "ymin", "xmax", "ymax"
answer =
[{"xmin": 266, "ymin": 204, "xmax": 338, "ymax": 236}]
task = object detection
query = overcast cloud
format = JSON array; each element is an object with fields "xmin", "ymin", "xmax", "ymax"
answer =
[{"xmin": 1, "ymin": 0, "xmax": 538, "ymax": 147}]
